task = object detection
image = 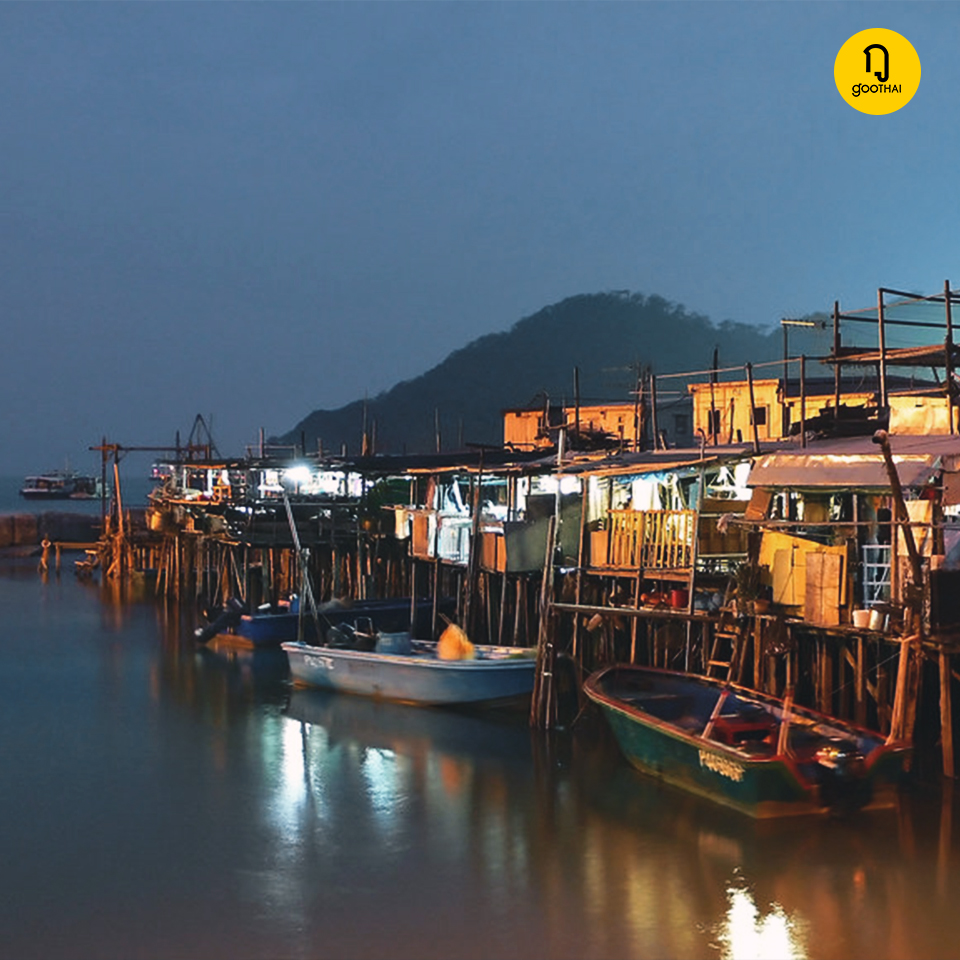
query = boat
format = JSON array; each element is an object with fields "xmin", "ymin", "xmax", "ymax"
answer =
[
  {"xmin": 282, "ymin": 635, "xmax": 536, "ymax": 707},
  {"xmin": 583, "ymin": 664, "xmax": 910, "ymax": 818},
  {"xmin": 195, "ymin": 595, "xmax": 453, "ymax": 647},
  {"xmin": 20, "ymin": 471, "xmax": 103, "ymax": 501}
]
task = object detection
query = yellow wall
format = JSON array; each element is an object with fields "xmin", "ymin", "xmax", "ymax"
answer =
[
  {"xmin": 689, "ymin": 380, "xmax": 780, "ymax": 443},
  {"xmin": 503, "ymin": 403, "xmax": 640, "ymax": 449},
  {"xmin": 757, "ymin": 530, "xmax": 848, "ymax": 610},
  {"xmin": 889, "ymin": 396, "xmax": 952, "ymax": 435},
  {"xmin": 689, "ymin": 379, "xmax": 875, "ymax": 441}
]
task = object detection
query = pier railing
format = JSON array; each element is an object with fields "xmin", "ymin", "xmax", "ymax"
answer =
[{"xmin": 598, "ymin": 508, "xmax": 697, "ymax": 570}]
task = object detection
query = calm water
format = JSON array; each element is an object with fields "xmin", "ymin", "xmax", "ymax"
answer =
[{"xmin": 2, "ymin": 562, "xmax": 960, "ymax": 959}]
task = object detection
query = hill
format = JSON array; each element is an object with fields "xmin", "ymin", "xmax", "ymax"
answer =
[{"xmin": 279, "ymin": 291, "xmax": 817, "ymax": 455}]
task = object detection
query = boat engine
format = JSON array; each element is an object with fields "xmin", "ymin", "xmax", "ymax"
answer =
[
  {"xmin": 815, "ymin": 738, "xmax": 870, "ymax": 812},
  {"xmin": 193, "ymin": 597, "xmax": 246, "ymax": 644}
]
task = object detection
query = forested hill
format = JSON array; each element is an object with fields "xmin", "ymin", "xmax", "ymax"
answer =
[{"xmin": 279, "ymin": 291, "xmax": 813, "ymax": 455}]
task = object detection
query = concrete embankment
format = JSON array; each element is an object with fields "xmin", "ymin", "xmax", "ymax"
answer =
[{"xmin": 0, "ymin": 512, "xmax": 102, "ymax": 550}]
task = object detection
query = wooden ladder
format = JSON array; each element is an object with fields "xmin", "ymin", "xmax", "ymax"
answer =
[{"xmin": 706, "ymin": 606, "xmax": 744, "ymax": 682}]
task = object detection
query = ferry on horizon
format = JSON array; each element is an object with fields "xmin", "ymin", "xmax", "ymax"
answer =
[{"xmin": 19, "ymin": 470, "xmax": 104, "ymax": 501}]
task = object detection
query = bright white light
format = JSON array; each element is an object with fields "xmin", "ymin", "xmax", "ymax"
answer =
[
  {"xmin": 284, "ymin": 465, "xmax": 313, "ymax": 486},
  {"xmin": 534, "ymin": 475, "xmax": 580, "ymax": 495},
  {"xmin": 717, "ymin": 885, "xmax": 806, "ymax": 960}
]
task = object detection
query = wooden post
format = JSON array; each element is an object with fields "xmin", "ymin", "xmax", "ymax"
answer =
[
  {"xmin": 946, "ymin": 280, "xmax": 955, "ymax": 435},
  {"xmin": 463, "ymin": 455, "xmax": 485, "ymax": 638},
  {"xmin": 800, "ymin": 355, "xmax": 807, "ymax": 449},
  {"xmin": 833, "ymin": 300, "xmax": 842, "ymax": 416},
  {"xmin": 856, "ymin": 635, "xmax": 867, "ymax": 726},
  {"xmin": 633, "ymin": 370, "xmax": 642, "ymax": 452},
  {"xmin": 573, "ymin": 366, "xmax": 581, "ymax": 443},
  {"xmin": 709, "ymin": 349, "xmax": 718, "ymax": 446},
  {"xmin": 941, "ymin": 647, "xmax": 955, "ymax": 779},
  {"xmin": 878, "ymin": 288, "xmax": 889, "ymax": 410},
  {"xmin": 530, "ymin": 515, "xmax": 557, "ymax": 729},
  {"xmin": 498, "ymin": 572, "xmax": 508, "ymax": 645},
  {"xmin": 777, "ymin": 688, "xmax": 794, "ymax": 755},
  {"xmin": 650, "ymin": 373, "xmax": 661, "ymax": 450},
  {"xmin": 409, "ymin": 559, "xmax": 418, "ymax": 636},
  {"xmin": 782, "ymin": 323, "xmax": 790, "ymax": 438},
  {"xmin": 573, "ymin": 474, "xmax": 589, "ymax": 657},
  {"xmin": 753, "ymin": 618, "xmax": 762, "ymax": 690},
  {"xmin": 746, "ymin": 362, "xmax": 761, "ymax": 453}
]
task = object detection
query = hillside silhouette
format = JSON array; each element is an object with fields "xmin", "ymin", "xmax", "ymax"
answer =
[{"xmin": 279, "ymin": 291, "xmax": 820, "ymax": 455}]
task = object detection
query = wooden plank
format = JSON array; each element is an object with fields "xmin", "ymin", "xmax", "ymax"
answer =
[{"xmin": 804, "ymin": 552, "xmax": 842, "ymax": 626}]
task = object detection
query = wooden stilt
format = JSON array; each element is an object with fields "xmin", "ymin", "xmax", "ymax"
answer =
[
  {"xmin": 941, "ymin": 647, "xmax": 955, "ymax": 779},
  {"xmin": 856, "ymin": 636, "xmax": 866, "ymax": 726}
]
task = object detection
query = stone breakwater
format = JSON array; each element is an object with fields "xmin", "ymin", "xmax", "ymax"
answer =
[{"xmin": 0, "ymin": 512, "xmax": 102, "ymax": 549}]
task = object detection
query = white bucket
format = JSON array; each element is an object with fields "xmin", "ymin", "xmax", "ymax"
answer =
[
  {"xmin": 852, "ymin": 609, "xmax": 872, "ymax": 629},
  {"xmin": 868, "ymin": 609, "xmax": 886, "ymax": 632}
]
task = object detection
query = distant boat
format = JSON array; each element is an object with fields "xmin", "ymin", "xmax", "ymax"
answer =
[
  {"xmin": 282, "ymin": 637, "xmax": 537, "ymax": 707},
  {"xmin": 20, "ymin": 471, "xmax": 104, "ymax": 501},
  {"xmin": 583, "ymin": 664, "xmax": 910, "ymax": 818}
]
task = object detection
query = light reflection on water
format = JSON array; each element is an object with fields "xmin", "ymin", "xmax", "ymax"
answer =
[
  {"xmin": 4, "ymin": 563, "xmax": 960, "ymax": 959},
  {"xmin": 716, "ymin": 882, "xmax": 807, "ymax": 960}
]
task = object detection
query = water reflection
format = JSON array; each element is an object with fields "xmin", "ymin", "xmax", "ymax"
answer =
[
  {"xmin": 8, "ymin": 563, "xmax": 960, "ymax": 958},
  {"xmin": 716, "ymin": 882, "xmax": 807, "ymax": 960}
]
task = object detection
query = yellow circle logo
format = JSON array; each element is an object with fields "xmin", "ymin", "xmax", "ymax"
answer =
[{"xmin": 835, "ymin": 28, "xmax": 920, "ymax": 115}]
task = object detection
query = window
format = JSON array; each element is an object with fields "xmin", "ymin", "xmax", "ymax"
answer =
[{"xmin": 750, "ymin": 406, "xmax": 768, "ymax": 426}]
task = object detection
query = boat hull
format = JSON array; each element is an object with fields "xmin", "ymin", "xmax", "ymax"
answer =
[
  {"xmin": 282, "ymin": 641, "xmax": 536, "ymax": 706},
  {"xmin": 584, "ymin": 665, "xmax": 909, "ymax": 818}
]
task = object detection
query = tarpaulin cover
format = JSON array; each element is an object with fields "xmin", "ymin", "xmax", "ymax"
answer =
[{"xmin": 747, "ymin": 453, "xmax": 939, "ymax": 489}]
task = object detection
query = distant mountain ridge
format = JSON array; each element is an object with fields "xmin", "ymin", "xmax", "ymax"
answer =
[{"xmin": 279, "ymin": 291, "xmax": 805, "ymax": 456}]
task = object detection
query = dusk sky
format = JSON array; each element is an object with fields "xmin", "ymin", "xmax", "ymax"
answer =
[{"xmin": 1, "ymin": 3, "xmax": 958, "ymax": 475}]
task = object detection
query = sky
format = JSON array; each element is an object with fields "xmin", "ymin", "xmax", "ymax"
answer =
[{"xmin": 1, "ymin": 2, "xmax": 959, "ymax": 475}]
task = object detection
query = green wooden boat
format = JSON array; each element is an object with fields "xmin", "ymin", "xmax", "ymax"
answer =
[{"xmin": 583, "ymin": 664, "xmax": 910, "ymax": 818}]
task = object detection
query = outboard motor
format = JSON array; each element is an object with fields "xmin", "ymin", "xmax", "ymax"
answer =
[
  {"xmin": 815, "ymin": 738, "xmax": 870, "ymax": 813},
  {"xmin": 193, "ymin": 597, "xmax": 246, "ymax": 644}
]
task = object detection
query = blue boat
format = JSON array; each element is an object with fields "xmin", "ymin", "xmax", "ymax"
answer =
[
  {"xmin": 282, "ymin": 638, "xmax": 536, "ymax": 707},
  {"xmin": 583, "ymin": 664, "xmax": 910, "ymax": 819},
  {"xmin": 197, "ymin": 596, "xmax": 449, "ymax": 648}
]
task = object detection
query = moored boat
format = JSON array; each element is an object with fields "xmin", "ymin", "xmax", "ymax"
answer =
[
  {"xmin": 583, "ymin": 664, "xmax": 910, "ymax": 818},
  {"xmin": 20, "ymin": 471, "xmax": 103, "ymax": 501},
  {"xmin": 282, "ymin": 636, "xmax": 536, "ymax": 707},
  {"xmin": 196, "ymin": 595, "xmax": 452, "ymax": 647}
]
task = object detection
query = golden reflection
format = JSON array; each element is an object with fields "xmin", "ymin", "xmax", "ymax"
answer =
[{"xmin": 717, "ymin": 884, "xmax": 807, "ymax": 960}]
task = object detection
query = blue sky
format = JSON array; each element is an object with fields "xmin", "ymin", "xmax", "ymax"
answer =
[{"xmin": 1, "ymin": 2, "xmax": 957, "ymax": 473}]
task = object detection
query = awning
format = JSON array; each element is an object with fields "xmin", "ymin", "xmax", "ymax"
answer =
[{"xmin": 747, "ymin": 453, "xmax": 940, "ymax": 489}]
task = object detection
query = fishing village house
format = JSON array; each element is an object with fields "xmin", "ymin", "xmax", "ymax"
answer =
[{"xmin": 89, "ymin": 284, "xmax": 960, "ymax": 776}]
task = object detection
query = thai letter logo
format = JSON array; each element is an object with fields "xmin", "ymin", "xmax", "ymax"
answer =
[
  {"xmin": 864, "ymin": 43, "xmax": 889, "ymax": 83},
  {"xmin": 835, "ymin": 29, "xmax": 918, "ymax": 115}
]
